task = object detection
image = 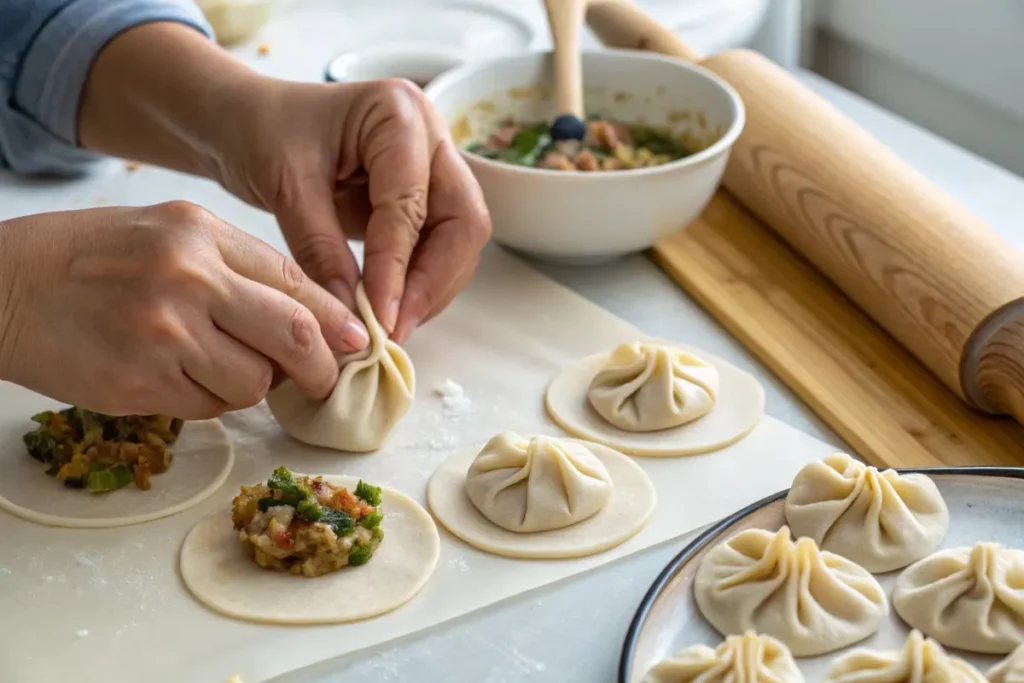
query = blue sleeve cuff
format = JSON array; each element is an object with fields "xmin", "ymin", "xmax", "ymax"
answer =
[{"xmin": 13, "ymin": 0, "xmax": 214, "ymax": 148}]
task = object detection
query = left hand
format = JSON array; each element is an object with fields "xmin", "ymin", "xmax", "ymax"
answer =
[{"xmin": 214, "ymin": 78, "xmax": 492, "ymax": 343}]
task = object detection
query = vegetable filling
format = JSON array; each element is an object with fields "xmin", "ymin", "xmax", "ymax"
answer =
[
  {"xmin": 232, "ymin": 466, "xmax": 384, "ymax": 577},
  {"xmin": 22, "ymin": 407, "xmax": 183, "ymax": 492}
]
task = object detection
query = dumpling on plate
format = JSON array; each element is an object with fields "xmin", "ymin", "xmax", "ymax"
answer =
[
  {"xmin": 587, "ymin": 341, "xmax": 719, "ymax": 432},
  {"xmin": 266, "ymin": 282, "xmax": 415, "ymax": 452},
  {"xmin": 987, "ymin": 642, "xmax": 1024, "ymax": 683},
  {"xmin": 825, "ymin": 629, "xmax": 986, "ymax": 683},
  {"xmin": 893, "ymin": 542, "xmax": 1024, "ymax": 654},
  {"xmin": 693, "ymin": 526, "xmax": 887, "ymax": 657},
  {"xmin": 465, "ymin": 432, "xmax": 614, "ymax": 533},
  {"xmin": 784, "ymin": 453, "xmax": 949, "ymax": 572},
  {"xmin": 642, "ymin": 631, "xmax": 804, "ymax": 683}
]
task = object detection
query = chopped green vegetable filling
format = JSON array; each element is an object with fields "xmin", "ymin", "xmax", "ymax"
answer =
[
  {"xmin": 360, "ymin": 511, "xmax": 383, "ymax": 530},
  {"xmin": 355, "ymin": 480, "xmax": 382, "ymax": 507},
  {"xmin": 262, "ymin": 467, "xmax": 380, "ymax": 539},
  {"xmin": 320, "ymin": 508, "xmax": 355, "ymax": 537},
  {"xmin": 85, "ymin": 464, "xmax": 134, "ymax": 492},
  {"xmin": 348, "ymin": 527, "xmax": 385, "ymax": 567}
]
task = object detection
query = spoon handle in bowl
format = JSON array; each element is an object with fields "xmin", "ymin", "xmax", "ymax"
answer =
[{"xmin": 544, "ymin": 0, "xmax": 586, "ymax": 119}]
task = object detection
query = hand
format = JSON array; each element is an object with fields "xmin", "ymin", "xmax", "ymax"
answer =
[
  {"xmin": 0, "ymin": 202, "xmax": 355, "ymax": 419},
  {"xmin": 216, "ymin": 78, "xmax": 492, "ymax": 342}
]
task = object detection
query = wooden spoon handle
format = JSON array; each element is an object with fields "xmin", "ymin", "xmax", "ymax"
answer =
[
  {"xmin": 586, "ymin": 0, "xmax": 705, "ymax": 63},
  {"xmin": 544, "ymin": 0, "xmax": 587, "ymax": 118}
]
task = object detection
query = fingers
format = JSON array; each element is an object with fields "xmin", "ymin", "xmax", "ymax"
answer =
[
  {"xmin": 215, "ymin": 226, "xmax": 369, "ymax": 353},
  {"xmin": 274, "ymin": 178, "xmax": 364, "ymax": 316},
  {"xmin": 178, "ymin": 323, "xmax": 276, "ymax": 411},
  {"xmin": 392, "ymin": 141, "xmax": 492, "ymax": 342},
  {"xmin": 212, "ymin": 275, "xmax": 340, "ymax": 400},
  {"xmin": 360, "ymin": 81, "xmax": 433, "ymax": 333}
]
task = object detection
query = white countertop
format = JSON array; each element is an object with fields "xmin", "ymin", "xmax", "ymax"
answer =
[{"xmin": 2, "ymin": 5, "xmax": 1024, "ymax": 683}]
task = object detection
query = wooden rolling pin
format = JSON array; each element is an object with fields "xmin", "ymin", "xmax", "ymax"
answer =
[{"xmin": 586, "ymin": 0, "xmax": 1024, "ymax": 426}]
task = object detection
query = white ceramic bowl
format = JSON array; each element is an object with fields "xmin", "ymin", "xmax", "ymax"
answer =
[
  {"xmin": 325, "ymin": 45, "xmax": 466, "ymax": 89},
  {"xmin": 424, "ymin": 50, "xmax": 745, "ymax": 263}
]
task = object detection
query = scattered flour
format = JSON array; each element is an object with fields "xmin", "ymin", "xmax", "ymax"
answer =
[
  {"xmin": 435, "ymin": 379, "xmax": 473, "ymax": 420},
  {"xmin": 446, "ymin": 556, "xmax": 470, "ymax": 572},
  {"xmin": 76, "ymin": 629, "xmax": 89, "ymax": 639},
  {"xmin": 74, "ymin": 552, "xmax": 96, "ymax": 568}
]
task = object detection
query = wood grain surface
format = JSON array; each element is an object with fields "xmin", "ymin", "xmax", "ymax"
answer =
[
  {"xmin": 544, "ymin": 0, "xmax": 587, "ymax": 119},
  {"xmin": 586, "ymin": 0, "xmax": 1024, "ymax": 428},
  {"xmin": 653, "ymin": 193, "xmax": 1024, "ymax": 468}
]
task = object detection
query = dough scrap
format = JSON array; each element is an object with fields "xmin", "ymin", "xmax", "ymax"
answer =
[
  {"xmin": 427, "ymin": 436, "xmax": 655, "ymax": 559},
  {"xmin": 785, "ymin": 453, "xmax": 949, "ymax": 573},
  {"xmin": 180, "ymin": 475, "xmax": 440, "ymax": 625},
  {"xmin": 642, "ymin": 631, "xmax": 804, "ymax": 683},
  {"xmin": 0, "ymin": 417, "xmax": 233, "ymax": 528},
  {"xmin": 825, "ymin": 630, "xmax": 986, "ymax": 683},
  {"xmin": 693, "ymin": 526, "xmax": 887, "ymax": 657},
  {"xmin": 465, "ymin": 431, "xmax": 613, "ymax": 533},
  {"xmin": 893, "ymin": 542, "xmax": 1024, "ymax": 654},
  {"xmin": 545, "ymin": 341, "xmax": 763, "ymax": 456},
  {"xmin": 587, "ymin": 341, "xmax": 719, "ymax": 432},
  {"xmin": 987, "ymin": 642, "xmax": 1024, "ymax": 683},
  {"xmin": 266, "ymin": 282, "xmax": 415, "ymax": 452}
]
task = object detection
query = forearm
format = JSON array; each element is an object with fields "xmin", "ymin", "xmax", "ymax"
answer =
[{"xmin": 79, "ymin": 21, "xmax": 261, "ymax": 179}]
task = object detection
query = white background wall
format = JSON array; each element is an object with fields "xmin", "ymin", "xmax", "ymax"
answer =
[{"xmin": 804, "ymin": 0, "xmax": 1024, "ymax": 177}]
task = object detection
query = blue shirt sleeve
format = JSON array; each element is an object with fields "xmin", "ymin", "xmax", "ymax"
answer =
[{"xmin": 0, "ymin": 0, "xmax": 213, "ymax": 176}]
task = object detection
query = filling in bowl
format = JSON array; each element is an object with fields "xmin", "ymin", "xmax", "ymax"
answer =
[
  {"xmin": 232, "ymin": 467, "xmax": 384, "ymax": 577},
  {"xmin": 465, "ymin": 117, "xmax": 693, "ymax": 171},
  {"xmin": 22, "ymin": 408, "xmax": 183, "ymax": 492}
]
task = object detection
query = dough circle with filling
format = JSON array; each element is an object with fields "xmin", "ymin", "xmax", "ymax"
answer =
[
  {"xmin": 266, "ymin": 282, "xmax": 415, "ymax": 453},
  {"xmin": 180, "ymin": 476, "xmax": 440, "ymax": 625},
  {"xmin": 427, "ymin": 436, "xmax": 656, "ymax": 559},
  {"xmin": 545, "ymin": 341, "xmax": 764, "ymax": 456},
  {"xmin": 0, "ymin": 392, "xmax": 233, "ymax": 529}
]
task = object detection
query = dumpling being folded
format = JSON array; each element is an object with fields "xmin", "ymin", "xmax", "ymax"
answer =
[
  {"xmin": 825, "ymin": 630, "xmax": 986, "ymax": 683},
  {"xmin": 892, "ymin": 542, "xmax": 1024, "ymax": 654},
  {"xmin": 465, "ymin": 432, "xmax": 614, "ymax": 533},
  {"xmin": 587, "ymin": 341, "xmax": 719, "ymax": 432},
  {"xmin": 642, "ymin": 631, "xmax": 804, "ymax": 683},
  {"xmin": 785, "ymin": 453, "xmax": 949, "ymax": 573},
  {"xmin": 987, "ymin": 642, "xmax": 1024, "ymax": 683},
  {"xmin": 693, "ymin": 526, "xmax": 887, "ymax": 657},
  {"xmin": 266, "ymin": 282, "xmax": 415, "ymax": 452}
]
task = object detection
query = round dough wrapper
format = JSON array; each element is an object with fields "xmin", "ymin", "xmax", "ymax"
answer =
[
  {"xmin": 893, "ymin": 542, "xmax": 1024, "ymax": 654},
  {"xmin": 266, "ymin": 282, "xmax": 415, "ymax": 453},
  {"xmin": 642, "ymin": 631, "xmax": 804, "ymax": 683},
  {"xmin": 546, "ymin": 343, "xmax": 764, "ymax": 456},
  {"xmin": 825, "ymin": 630, "xmax": 986, "ymax": 683},
  {"xmin": 0, "ymin": 416, "xmax": 233, "ymax": 528},
  {"xmin": 180, "ymin": 476, "xmax": 440, "ymax": 625},
  {"xmin": 785, "ymin": 453, "xmax": 949, "ymax": 573},
  {"xmin": 988, "ymin": 643, "xmax": 1024, "ymax": 683},
  {"xmin": 693, "ymin": 526, "xmax": 888, "ymax": 657},
  {"xmin": 427, "ymin": 438, "xmax": 656, "ymax": 559}
]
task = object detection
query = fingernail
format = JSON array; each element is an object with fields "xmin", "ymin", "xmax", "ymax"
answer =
[
  {"xmin": 383, "ymin": 298, "xmax": 401, "ymax": 333},
  {"xmin": 342, "ymin": 319, "xmax": 370, "ymax": 351}
]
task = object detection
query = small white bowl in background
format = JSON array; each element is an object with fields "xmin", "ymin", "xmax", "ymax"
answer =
[
  {"xmin": 424, "ymin": 50, "xmax": 745, "ymax": 264},
  {"xmin": 196, "ymin": 0, "xmax": 276, "ymax": 46},
  {"xmin": 325, "ymin": 45, "xmax": 466, "ymax": 89}
]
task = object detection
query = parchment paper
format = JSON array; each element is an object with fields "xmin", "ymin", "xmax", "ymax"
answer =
[{"xmin": 0, "ymin": 247, "xmax": 836, "ymax": 683}]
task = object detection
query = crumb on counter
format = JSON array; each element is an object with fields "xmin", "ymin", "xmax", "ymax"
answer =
[
  {"xmin": 124, "ymin": 161, "xmax": 141, "ymax": 172},
  {"xmin": 257, "ymin": 43, "xmax": 271, "ymax": 56}
]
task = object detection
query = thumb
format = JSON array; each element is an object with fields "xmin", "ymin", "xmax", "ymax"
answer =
[{"xmin": 275, "ymin": 182, "xmax": 362, "ymax": 314}]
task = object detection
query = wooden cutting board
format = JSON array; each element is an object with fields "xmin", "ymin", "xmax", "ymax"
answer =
[{"xmin": 652, "ymin": 191, "xmax": 1024, "ymax": 468}]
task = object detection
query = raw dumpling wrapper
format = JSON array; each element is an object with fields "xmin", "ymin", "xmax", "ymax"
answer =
[
  {"xmin": 987, "ymin": 643, "xmax": 1024, "ymax": 683},
  {"xmin": 465, "ymin": 432, "xmax": 613, "ymax": 533},
  {"xmin": 266, "ymin": 282, "xmax": 415, "ymax": 452},
  {"xmin": 825, "ymin": 629, "xmax": 987, "ymax": 683},
  {"xmin": 642, "ymin": 631, "xmax": 804, "ymax": 683},
  {"xmin": 892, "ymin": 542, "xmax": 1024, "ymax": 654},
  {"xmin": 587, "ymin": 341, "xmax": 719, "ymax": 432},
  {"xmin": 785, "ymin": 453, "xmax": 949, "ymax": 573},
  {"xmin": 693, "ymin": 526, "xmax": 887, "ymax": 657}
]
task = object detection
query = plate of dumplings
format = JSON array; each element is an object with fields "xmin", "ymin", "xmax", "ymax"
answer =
[{"xmin": 620, "ymin": 455, "xmax": 1024, "ymax": 682}]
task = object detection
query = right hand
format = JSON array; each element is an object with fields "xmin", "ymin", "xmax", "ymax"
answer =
[{"xmin": 0, "ymin": 201, "xmax": 362, "ymax": 419}]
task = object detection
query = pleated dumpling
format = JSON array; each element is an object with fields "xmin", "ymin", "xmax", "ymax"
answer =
[
  {"xmin": 987, "ymin": 642, "xmax": 1024, "ymax": 683},
  {"xmin": 266, "ymin": 282, "xmax": 415, "ymax": 452},
  {"xmin": 693, "ymin": 526, "xmax": 887, "ymax": 657},
  {"xmin": 642, "ymin": 631, "xmax": 804, "ymax": 683},
  {"xmin": 465, "ymin": 432, "xmax": 613, "ymax": 533},
  {"xmin": 587, "ymin": 341, "xmax": 719, "ymax": 432},
  {"xmin": 892, "ymin": 542, "xmax": 1024, "ymax": 654},
  {"xmin": 825, "ymin": 630, "xmax": 987, "ymax": 683},
  {"xmin": 785, "ymin": 453, "xmax": 949, "ymax": 572}
]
